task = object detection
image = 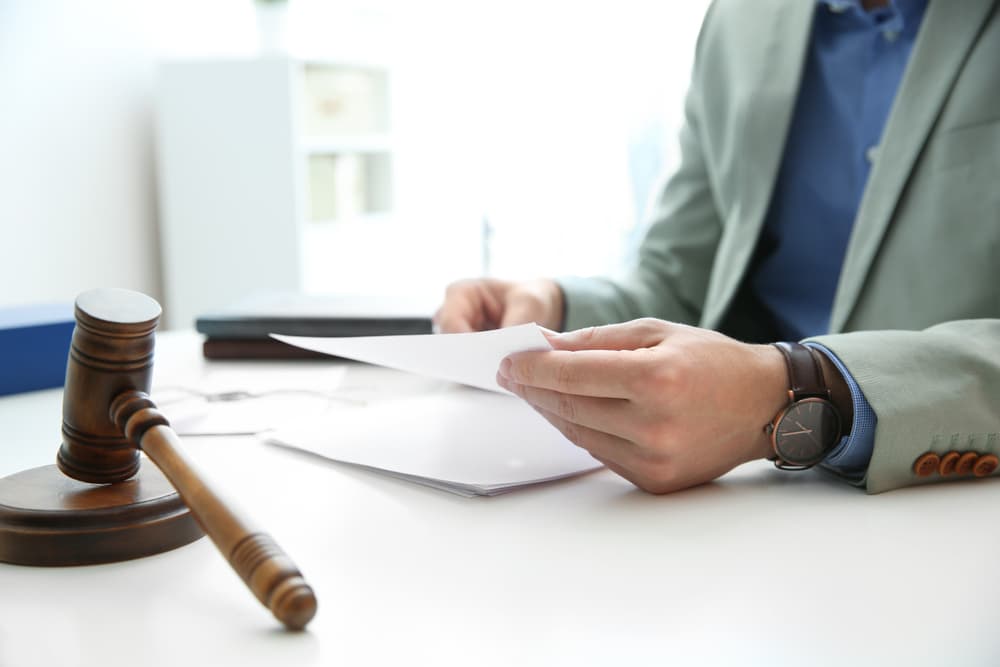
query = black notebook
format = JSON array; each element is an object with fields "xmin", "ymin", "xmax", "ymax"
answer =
[{"xmin": 195, "ymin": 291, "xmax": 435, "ymax": 359}]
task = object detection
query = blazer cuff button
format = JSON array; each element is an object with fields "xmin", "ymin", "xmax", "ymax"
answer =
[
  {"xmin": 913, "ymin": 453, "xmax": 940, "ymax": 478},
  {"xmin": 973, "ymin": 454, "xmax": 999, "ymax": 478}
]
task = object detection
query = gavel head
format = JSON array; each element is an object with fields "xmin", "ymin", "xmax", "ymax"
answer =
[{"xmin": 57, "ymin": 288, "xmax": 162, "ymax": 485}]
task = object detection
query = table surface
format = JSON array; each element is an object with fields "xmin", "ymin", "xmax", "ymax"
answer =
[{"xmin": 1, "ymin": 331, "xmax": 998, "ymax": 667}]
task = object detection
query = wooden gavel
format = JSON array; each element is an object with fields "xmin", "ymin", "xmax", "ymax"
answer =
[{"xmin": 56, "ymin": 288, "xmax": 317, "ymax": 630}]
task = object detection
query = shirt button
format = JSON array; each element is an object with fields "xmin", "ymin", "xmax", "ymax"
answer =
[
  {"xmin": 883, "ymin": 29, "xmax": 899, "ymax": 42},
  {"xmin": 865, "ymin": 146, "xmax": 879, "ymax": 164},
  {"xmin": 828, "ymin": 2, "xmax": 850, "ymax": 13}
]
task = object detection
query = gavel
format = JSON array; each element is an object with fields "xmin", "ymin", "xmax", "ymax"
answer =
[{"xmin": 54, "ymin": 288, "xmax": 317, "ymax": 630}]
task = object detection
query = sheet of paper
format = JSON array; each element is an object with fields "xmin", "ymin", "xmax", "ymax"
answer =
[
  {"xmin": 152, "ymin": 363, "xmax": 350, "ymax": 436},
  {"xmin": 272, "ymin": 323, "xmax": 551, "ymax": 393},
  {"xmin": 264, "ymin": 385, "xmax": 603, "ymax": 496},
  {"xmin": 267, "ymin": 324, "xmax": 604, "ymax": 495}
]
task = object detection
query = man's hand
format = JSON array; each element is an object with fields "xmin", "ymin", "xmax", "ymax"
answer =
[
  {"xmin": 496, "ymin": 318, "xmax": 790, "ymax": 494},
  {"xmin": 434, "ymin": 278, "xmax": 564, "ymax": 333}
]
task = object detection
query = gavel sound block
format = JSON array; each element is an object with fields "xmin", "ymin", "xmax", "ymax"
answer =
[{"xmin": 0, "ymin": 288, "xmax": 317, "ymax": 630}]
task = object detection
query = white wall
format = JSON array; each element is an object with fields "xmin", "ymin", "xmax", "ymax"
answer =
[
  {"xmin": 383, "ymin": 1, "xmax": 709, "ymax": 280},
  {"xmin": 291, "ymin": 0, "xmax": 709, "ymax": 285},
  {"xmin": 0, "ymin": 0, "xmax": 258, "ymax": 311},
  {"xmin": 0, "ymin": 0, "xmax": 708, "ymax": 318}
]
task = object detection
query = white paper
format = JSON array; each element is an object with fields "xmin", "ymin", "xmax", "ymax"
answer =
[
  {"xmin": 266, "ymin": 324, "xmax": 604, "ymax": 495},
  {"xmin": 264, "ymin": 386, "xmax": 602, "ymax": 496},
  {"xmin": 273, "ymin": 323, "xmax": 551, "ymax": 393},
  {"xmin": 153, "ymin": 363, "xmax": 350, "ymax": 436}
]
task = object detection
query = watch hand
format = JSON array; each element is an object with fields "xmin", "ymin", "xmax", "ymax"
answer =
[
  {"xmin": 794, "ymin": 420, "xmax": 812, "ymax": 432},
  {"xmin": 783, "ymin": 429, "xmax": 814, "ymax": 436}
]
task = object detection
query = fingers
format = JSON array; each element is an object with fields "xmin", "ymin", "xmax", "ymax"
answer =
[
  {"xmin": 499, "ymin": 349, "xmax": 640, "ymax": 398},
  {"xmin": 435, "ymin": 278, "xmax": 563, "ymax": 333},
  {"xmin": 434, "ymin": 279, "xmax": 505, "ymax": 333},
  {"xmin": 433, "ymin": 286, "xmax": 476, "ymax": 333},
  {"xmin": 529, "ymin": 404, "xmax": 643, "ymax": 470},
  {"xmin": 528, "ymin": 405, "xmax": 677, "ymax": 493},
  {"xmin": 498, "ymin": 279, "xmax": 563, "ymax": 330},
  {"xmin": 529, "ymin": 400, "xmax": 681, "ymax": 494},
  {"xmin": 497, "ymin": 374, "xmax": 636, "ymax": 441},
  {"xmin": 547, "ymin": 318, "xmax": 673, "ymax": 352},
  {"xmin": 433, "ymin": 307, "xmax": 476, "ymax": 333},
  {"xmin": 476, "ymin": 280, "xmax": 505, "ymax": 325}
]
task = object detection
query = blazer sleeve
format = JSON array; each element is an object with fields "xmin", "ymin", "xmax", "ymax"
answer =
[
  {"xmin": 807, "ymin": 319, "xmax": 1000, "ymax": 493},
  {"xmin": 557, "ymin": 5, "xmax": 724, "ymax": 331}
]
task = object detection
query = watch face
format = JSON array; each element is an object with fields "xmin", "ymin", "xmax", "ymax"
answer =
[{"xmin": 773, "ymin": 398, "xmax": 842, "ymax": 466}]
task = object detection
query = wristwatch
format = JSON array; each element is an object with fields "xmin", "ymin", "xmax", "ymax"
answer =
[{"xmin": 765, "ymin": 342, "xmax": 843, "ymax": 470}]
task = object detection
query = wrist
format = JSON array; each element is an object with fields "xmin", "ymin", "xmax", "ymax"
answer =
[
  {"xmin": 811, "ymin": 348, "xmax": 854, "ymax": 436},
  {"xmin": 765, "ymin": 342, "xmax": 849, "ymax": 470},
  {"xmin": 751, "ymin": 344, "xmax": 790, "ymax": 462},
  {"xmin": 538, "ymin": 279, "xmax": 565, "ymax": 332}
]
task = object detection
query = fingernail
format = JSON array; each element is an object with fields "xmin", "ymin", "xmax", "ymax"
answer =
[
  {"xmin": 496, "ymin": 371, "xmax": 508, "ymax": 390},
  {"xmin": 498, "ymin": 356, "xmax": 512, "ymax": 379}
]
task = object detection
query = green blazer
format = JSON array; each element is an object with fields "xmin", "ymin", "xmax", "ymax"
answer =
[{"xmin": 559, "ymin": 0, "xmax": 1000, "ymax": 493}]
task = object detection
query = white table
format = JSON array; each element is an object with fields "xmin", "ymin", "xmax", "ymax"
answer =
[{"xmin": 1, "ymin": 332, "xmax": 998, "ymax": 666}]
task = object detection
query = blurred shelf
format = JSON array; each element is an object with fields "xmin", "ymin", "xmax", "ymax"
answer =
[{"xmin": 300, "ymin": 136, "xmax": 392, "ymax": 154}]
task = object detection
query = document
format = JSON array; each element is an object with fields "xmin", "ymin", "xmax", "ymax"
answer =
[
  {"xmin": 271, "ymin": 323, "xmax": 551, "ymax": 393},
  {"xmin": 267, "ymin": 325, "xmax": 603, "ymax": 495},
  {"xmin": 153, "ymin": 364, "xmax": 351, "ymax": 437},
  {"xmin": 265, "ymin": 386, "xmax": 602, "ymax": 496}
]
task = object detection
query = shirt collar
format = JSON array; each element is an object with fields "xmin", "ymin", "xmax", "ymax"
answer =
[{"xmin": 816, "ymin": 0, "xmax": 925, "ymax": 34}]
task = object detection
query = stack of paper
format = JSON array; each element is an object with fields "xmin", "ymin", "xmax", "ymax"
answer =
[{"xmin": 266, "ymin": 324, "xmax": 603, "ymax": 496}]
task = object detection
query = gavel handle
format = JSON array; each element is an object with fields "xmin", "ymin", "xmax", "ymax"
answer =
[{"xmin": 110, "ymin": 391, "xmax": 317, "ymax": 631}]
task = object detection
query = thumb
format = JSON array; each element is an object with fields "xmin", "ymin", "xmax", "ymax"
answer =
[{"xmin": 547, "ymin": 319, "xmax": 670, "ymax": 351}]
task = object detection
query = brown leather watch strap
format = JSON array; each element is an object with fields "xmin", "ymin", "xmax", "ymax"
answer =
[{"xmin": 772, "ymin": 341, "xmax": 830, "ymax": 401}]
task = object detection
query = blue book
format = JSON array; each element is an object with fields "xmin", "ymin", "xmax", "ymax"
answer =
[{"xmin": 0, "ymin": 303, "xmax": 75, "ymax": 396}]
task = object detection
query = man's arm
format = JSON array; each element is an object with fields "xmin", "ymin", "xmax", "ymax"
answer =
[
  {"xmin": 497, "ymin": 318, "xmax": 999, "ymax": 495},
  {"xmin": 808, "ymin": 319, "xmax": 1000, "ymax": 493}
]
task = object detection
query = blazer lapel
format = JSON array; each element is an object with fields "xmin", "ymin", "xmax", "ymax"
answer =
[
  {"xmin": 829, "ymin": 0, "xmax": 998, "ymax": 333},
  {"xmin": 703, "ymin": 0, "xmax": 814, "ymax": 330}
]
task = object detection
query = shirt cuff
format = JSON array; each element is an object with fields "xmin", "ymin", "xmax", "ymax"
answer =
[{"xmin": 804, "ymin": 342, "xmax": 877, "ymax": 476}]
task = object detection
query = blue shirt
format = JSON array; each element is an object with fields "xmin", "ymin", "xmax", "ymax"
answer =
[{"xmin": 754, "ymin": 0, "xmax": 928, "ymax": 475}]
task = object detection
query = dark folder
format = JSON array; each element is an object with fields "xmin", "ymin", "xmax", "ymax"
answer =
[{"xmin": 195, "ymin": 291, "xmax": 435, "ymax": 360}]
